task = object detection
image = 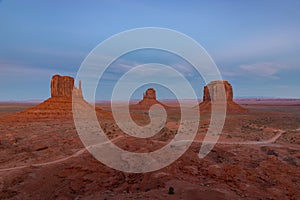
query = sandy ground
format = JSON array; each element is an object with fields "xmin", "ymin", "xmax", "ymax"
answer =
[{"xmin": 0, "ymin": 101, "xmax": 300, "ymax": 199}]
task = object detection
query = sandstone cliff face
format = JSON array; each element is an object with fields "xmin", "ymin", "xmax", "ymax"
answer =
[
  {"xmin": 143, "ymin": 88, "xmax": 156, "ymax": 100},
  {"xmin": 50, "ymin": 75, "xmax": 82, "ymax": 99},
  {"xmin": 200, "ymin": 80, "xmax": 246, "ymax": 113},
  {"xmin": 16, "ymin": 74, "xmax": 96, "ymax": 118},
  {"xmin": 203, "ymin": 80, "xmax": 233, "ymax": 102},
  {"xmin": 51, "ymin": 75, "xmax": 74, "ymax": 98}
]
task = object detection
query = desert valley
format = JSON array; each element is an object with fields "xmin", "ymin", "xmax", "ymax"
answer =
[{"xmin": 0, "ymin": 75, "xmax": 300, "ymax": 200}]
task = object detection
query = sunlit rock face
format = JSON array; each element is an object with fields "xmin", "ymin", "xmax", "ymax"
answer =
[
  {"xmin": 203, "ymin": 80, "xmax": 233, "ymax": 102},
  {"xmin": 50, "ymin": 75, "xmax": 82, "ymax": 99},
  {"xmin": 200, "ymin": 80, "xmax": 247, "ymax": 113},
  {"xmin": 16, "ymin": 75, "xmax": 96, "ymax": 118},
  {"xmin": 143, "ymin": 88, "xmax": 157, "ymax": 100}
]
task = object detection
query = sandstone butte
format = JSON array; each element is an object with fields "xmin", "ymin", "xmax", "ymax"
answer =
[
  {"xmin": 11, "ymin": 76, "xmax": 245, "ymax": 118},
  {"xmin": 199, "ymin": 80, "xmax": 247, "ymax": 113},
  {"xmin": 132, "ymin": 88, "xmax": 167, "ymax": 110},
  {"xmin": 16, "ymin": 74, "xmax": 99, "ymax": 118}
]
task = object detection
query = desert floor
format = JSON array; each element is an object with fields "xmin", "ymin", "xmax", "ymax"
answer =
[{"xmin": 1, "ymin": 100, "xmax": 300, "ymax": 199}]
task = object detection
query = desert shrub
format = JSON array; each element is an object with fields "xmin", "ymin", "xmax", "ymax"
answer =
[{"xmin": 168, "ymin": 186, "xmax": 174, "ymax": 195}]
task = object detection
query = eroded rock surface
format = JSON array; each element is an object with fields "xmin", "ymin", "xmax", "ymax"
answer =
[
  {"xmin": 13, "ymin": 75, "xmax": 95, "ymax": 118},
  {"xmin": 50, "ymin": 75, "xmax": 82, "ymax": 99},
  {"xmin": 203, "ymin": 80, "xmax": 233, "ymax": 102},
  {"xmin": 143, "ymin": 88, "xmax": 156, "ymax": 100},
  {"xmin": 200, "ymin": 80, "xmax": 246, "ymax": 113},
  {"xmin": 136, "ymin": 88, "xmax": 165, "ymax": 109}
]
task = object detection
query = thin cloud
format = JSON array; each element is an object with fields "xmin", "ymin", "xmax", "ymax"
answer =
[
  {"xmin": 170, "ymin": 63, "xmax": 195, "ymax": 77},
  {"xmin": 0, "ymin": 61, "xmax": 71, "ymax": 77},
  {"xmin": 213, "ymin": 28, "xmax": 300, "ymax": 63},
  {"xmin": 101, "ymin": 59, "xmax": 196, "ymax": 81},
  {"xmin": 240, "ymin": 63, "xmax": 279, "ymax": 77},
  {"xmin": 223, "ymin": 62, "xmax": 289, "ymax": 80}
]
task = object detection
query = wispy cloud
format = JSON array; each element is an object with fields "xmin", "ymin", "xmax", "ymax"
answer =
[
  {"xmin": 27, "ymin": 47, "xmax": 87, "ymax": 59},
  {"xmin": 170, "ymin": 63, "xmax": 195, "ymax": 77},
  {"xmin": 100, "ymin": 58, "xmax": 196, "ymax": 82},
  {"xmin": 0, "ymin": 60, "xmax": 71, "ymax": 77},
  {"xmin": 223, "ymin": 62, "xmax": 289, "ymax": 80},
  {"xmin": 212, "ymin": 28, "xmax": 300, "ymax": 63},
  {"xmin": 239, "ymin": 63, "xmax": 287, "ymax": 79}
]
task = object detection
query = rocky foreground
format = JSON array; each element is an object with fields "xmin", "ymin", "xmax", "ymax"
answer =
[{"xmin": 1, "ymin": 104, "xmax": 300, "ymax": 200}]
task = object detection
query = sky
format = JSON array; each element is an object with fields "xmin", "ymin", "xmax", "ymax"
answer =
[{"xmin": 0, "ymin": 0, "xmax": 300, "ymax": 101}]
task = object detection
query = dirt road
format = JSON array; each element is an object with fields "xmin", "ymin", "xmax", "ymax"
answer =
[{"xmin": 0, "ymin": 128, "xmax": 298, "ymax": 172}]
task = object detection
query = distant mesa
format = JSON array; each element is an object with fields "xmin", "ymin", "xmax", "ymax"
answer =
[
  {"xmin": 132, "ymin": 88, "xmax": 166, "ymax": 110},
  {"xmin": 200, "ymin": 80, "xmax": 247, "ymax": 113}
]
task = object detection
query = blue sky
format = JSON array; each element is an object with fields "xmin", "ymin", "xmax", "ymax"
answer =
[{"xmin": 0, "ymin": 0, "xmax": 300, "ymax": 100}]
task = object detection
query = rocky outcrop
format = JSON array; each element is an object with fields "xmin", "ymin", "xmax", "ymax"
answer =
[
  {"xmin": 200, "ymin": 80, "xmax": 246, "ymax": 113},
  {"xmin": 203, "ymin": 81, "xmax": 233, "ymax": 102},
  {"xmin": 138, "ymin": 88, "xmax": 164, "ymax": 108},
  {"xmin": 51, "ymin": 75, "xmax": 74, "ymax": 98},
  {"xmin": 143, "ymin": 88, "xmax": 156, "ymax": 100},
  {"xmin": 131, "ymin": 88, "xmax": 166, "ymax": 110},
  {"xmin": 15, "ymin": 74, "xmax": 103, "ymax": 118},
  {"xmin": 50, "ymin": 75, "xmax": 82, "ymax": 99}
]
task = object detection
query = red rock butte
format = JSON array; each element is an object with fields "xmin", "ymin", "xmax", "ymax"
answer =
[
  {"xmin": 132, "ymin": 88, "xmax": 166, "ymax": 110},
  {"xmin": 51, "ymin": 74, "xmax": 82, "ymax": 99},
  {"xmin": 18, "ymin": 75, "xmax": 94, "ymax": 118},
  {"xmin": 199, "ymin": 80, "xmax": 247, "ymax": 113}
]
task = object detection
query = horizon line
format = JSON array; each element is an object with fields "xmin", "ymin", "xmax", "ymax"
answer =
[{"xmin": 1, "ymin": 97, "xmax": 300, "ymax": 103}]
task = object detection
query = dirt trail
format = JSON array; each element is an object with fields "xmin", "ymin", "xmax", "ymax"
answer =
[
  {"xmin": 0, "ymin": 136, "xmax": 123, "ymax": 172},
  {"xmin": 209, "ymin": 130, "xmax": 284, "ymax": 145},
  {"xmin": 0, "ymin": 128, "xmax": 298, "ymax": 172}
]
